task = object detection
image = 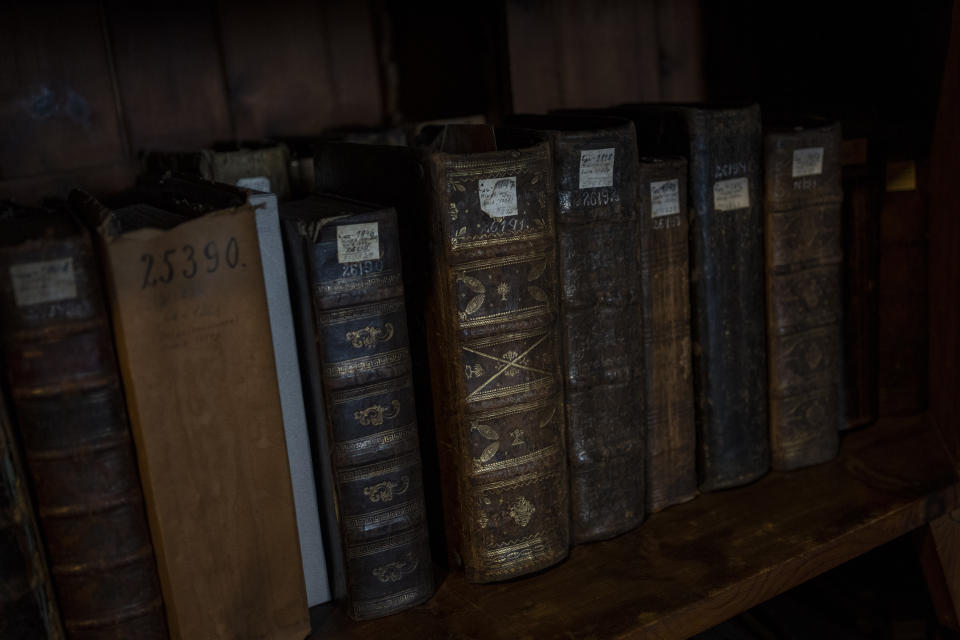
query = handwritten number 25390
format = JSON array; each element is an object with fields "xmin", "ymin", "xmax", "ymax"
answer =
[{"xmin": 141, "ymin": 237, "xmax": 240, "ymax": 289}]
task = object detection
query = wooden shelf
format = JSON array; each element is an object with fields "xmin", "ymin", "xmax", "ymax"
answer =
[{"xmin": 311, "ymin": 415, "xmax": 960, "ymax": 639}]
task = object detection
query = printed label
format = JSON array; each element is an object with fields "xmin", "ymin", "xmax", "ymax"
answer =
[
  {"xmin": 478, "ymin": 177, "xmax": 518, "ymax": 218},
  {"xmin": 791, "ymin": 148, "xmax": 824, "ymax": 178},
  {"xmin": 578, "ymin": 148, "xmax": 615, "ymax": 189},
  {"xmin": 236, "ymin": 175, "xmax": 272, "ymax": 193},
  {"xmin": 650, "ymin": 179, "xmax": 680, "ymax": 217},
  {"xmin": 713, "ymin": 177, "xmax": 750, "ymax": 211},
  {"xmin": 10, "ymin": 258, "xmax": 77, "ymax": 306},
  {"xmin": 337, "ymin": 223, "xmax": 380, "ymax": 263}
]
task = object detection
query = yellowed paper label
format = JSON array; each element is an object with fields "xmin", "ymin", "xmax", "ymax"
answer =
[
  {"xmin": 479, "ymin": 177, "xmax": 518, "ymax": 218},
  {"xmin": 579, "ymin": 148, "xmax": 615, "ymax": 189},
  {"xmin": 337, "ymin": 222, "xmax": 380, "ymax": 263},
  {"xmin": 650, "ymin": 179, "xmax": 681, "ymax": 217},
  {"xmin": 713, "ymin": 177, "xmax": 750, "ymax": 211},
  {"xmin": 792, "ymin": 147, "xmax": 824, "ymax": 178},
  {"xmin": 10, "ymin": 258, "xmax": 76, "ymax": 306}
]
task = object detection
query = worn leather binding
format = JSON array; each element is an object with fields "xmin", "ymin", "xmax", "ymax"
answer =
[
  {"xmin": 0, "ymin": 388, "xmax": 63, "ymax": 639},
  {"xmin": 637, "ymin": 157, "xmax": 698, "ymax": 511},
  {"xmin": 282, "ymin": 195, "xmax": 433, "ymax": 620},
  {"xmin": 314, "ymin": 128, "xmax": 571, "ymax": 582},
  {"xmin": 506, "ymin": 114, "xmax": 645, "ymax": 542},
  {"xmin": 622, "ymin": 104, "xmax": 770, "ymax": 491},
  {"xmin": 0, "ymin": 209, "xmax": 167, "ymax": 639},
  {"xmin": 764, "ymin": 121, "xmax": 844, "ymax": 470}
]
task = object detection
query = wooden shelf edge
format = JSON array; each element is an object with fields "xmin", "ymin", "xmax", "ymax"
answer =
[{"xmin": 312, "ymin": 414, "xmax": 960, "ymax": 640}]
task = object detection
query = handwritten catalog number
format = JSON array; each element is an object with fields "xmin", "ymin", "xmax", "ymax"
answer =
[{"xmin": 140, "ymin": 237, "xmax": 241, "ymax": 289}]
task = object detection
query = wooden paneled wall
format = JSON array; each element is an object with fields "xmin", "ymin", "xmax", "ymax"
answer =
[
  {"xmin": 506, "ymin": 0, "xmax": 703, "ymax": 113},
  {"xmin": 0, "ymin": 0, "xmax": 382, "ymax": 204}
]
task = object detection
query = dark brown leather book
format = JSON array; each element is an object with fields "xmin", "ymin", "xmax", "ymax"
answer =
[
  {"xmin": 621, "ymin": 104, "xmax": 770, "ymax": 491},
  {"xmin": 637, "ymin": 157, "xmax": 697, "ymax": 511},
  {"xmin": 314, "ymin": 127, "xmax": 571, "ymax": 582},
  {"xmin": 505, "ymin": 114, "xmax": 645, "ymax": 542},
  {"xmin": 840, "ymin": 137, "xmax": 880, "ymax": 429},
  {"xmin": 0, "ymin": 206, "xmax": 167, "ymax": 639},
  {"xmin": 281, "ymin": 194, "xmax": 434, "ymax": 620},
  {"xmin": 764, "ymin": 121, "xmax": 844, "ymax": 470},
  {"xmin": 0, "ymin": 386, "xmax": 63, "ymax": 639}
]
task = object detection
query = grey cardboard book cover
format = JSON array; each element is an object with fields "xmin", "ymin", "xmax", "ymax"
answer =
[{"xmin": 96, "ymin": 200, "xmax": 310, "ymax": 639}]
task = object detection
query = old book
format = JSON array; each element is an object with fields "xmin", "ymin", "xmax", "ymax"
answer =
[
  {"xmin": 281, "ymin": 194, "xmax": 434, "ymax": 620},
  {"xmin": 637, "ymin": 157, "xmax": 697, "ymax": 511},
  {"xmin": 764, "ymin": 121, "xmax": 843, "ymax": 470},
  {"xmin": 505, "ymin": 114, "xmax": 645, "ymax": 542},
  {"xmin": 314, "ymin": 127, "xmax": 571, "ymax": 582},
  {"xmin": 0, "ymin": 206, "xmax": 167, "ymax": 638},
  {"xmin": 622, "ymin": 104, "xmax": 770, "ymax": 491},
  {"xmin": 0, "ymin": 385, "xmax": 63, "ymax": 639},
  {"xmin": 141, "ymin": 141, "xmax": 292, "ymax": 200},
  {"xmin": 840, "ymin": 137, "xmax": 880, "ymax": 429},
  {"xmin": 76, "ymin": 183, "xmax": 310, "ymax": 639}
]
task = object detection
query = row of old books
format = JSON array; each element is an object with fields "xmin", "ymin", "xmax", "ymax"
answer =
[{"xmin": 0, "ymin": 103, "xmax": 849, "ymax": 637}]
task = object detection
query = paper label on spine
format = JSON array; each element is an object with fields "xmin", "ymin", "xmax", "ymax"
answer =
[
  {"xmin": 578, "ymin": 148, "xmax": 615, "ymax": 189},
  {"xmin": 791, "ymin": 148, "xmax": 824, "ymax": 178},
  {"xmin": 650, "ymin": 179, "xmax": 681, "ymax": 217},
  {"xmin": 337, "ymin": 223, "xmax": 380, "ymax": 263},
  {"xmin": 479, "ymin": 177, "xmax": 518, "ymax": 218},
  {"xmin": 236, "ymin": 175, "xmax": 272, "ymax": 193},
  {"xmin": 10, "ymin": 258, "xmax": 76, "ymax": 306},
  {"xmin": 713, "ymin": 177, "xmax": 750, "ymax": 211}
]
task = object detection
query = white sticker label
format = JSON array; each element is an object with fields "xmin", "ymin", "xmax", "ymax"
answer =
[
  {"xmin": 337, "ymin": 223, "xmax": 380, "ymax": 263},
  {"xmin": 10, "ymin": 258, "xmax": 77, "ymax": 307},
  {"xmin": 791, "ymin": 147, "xmax": 824, "ymax": 178},
  {"xmin": 650, "ymin": 179, "xmax": 681, "ymax": 217},
  {"xmin": 578, "ymin": 148, "xmax": 615, "ymax": 189},
  {"xmin": 236, "ymin": 175, "xmax": 272, "ymax": 193},
  {"xmin": 713, "ymin": 177, "xmax": 750, "ymax": 211},
  {"xmin": 478, "ymin": 177, "xmax": 518, "ymax": 218}
]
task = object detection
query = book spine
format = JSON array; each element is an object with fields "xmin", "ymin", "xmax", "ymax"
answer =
[
  {"xmin": 764, "ymin": 124, "xmax": 844, "ymax": 470},
  {"xmin": 686, "ymin": 106, "xmax": 770, "ymax": 491},
  {"xmin": 637, "ymin": 158, "xmax": 697, "ymax": 511},
  {"xmin": 0, "ymin": 232, "xmax": 167, "ymax": 639},
  {"xmin": 0, "ymin": 391, "xmax": 63, "ymax": 640},
  {"xmin": 307, "ymin": 211, "xmax": 433, "ymax": 620},
  {"xmin": 427, "ymin": 142, "xmax": 570, "ymax": 582},
  {"xmin": 841, "ymin": 149, "xmax": 881, "ymax": 429},
  {"xmin": 553, "ymin": 127, "xmax": 645, "ymax": 541}
]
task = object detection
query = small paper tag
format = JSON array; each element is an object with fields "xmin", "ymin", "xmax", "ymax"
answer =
[
  {"xmin": 579, "ymin": 148, "xmax": 615, "ymax": 189},
  {"xmin": 478, "ymin": 177, "xmax": 518, "ymax": 218},
  {"xmin": 791, "ymin": 148, "xmax": 824, "ymax": 178},
  {"xmin": 713, "ymin": 177, "xmax": 750, "ymax": 211},
  {"xmin": 236, "ymin": 176, "xmax": 272, "ymax": 193},
  {"xmin": 337, "ymin": 223, "xmax": 380, "ymax": 263},
  {"xmin": 650, "ymin": 179, "xmax": 681, "ymax": 217},
  {"xmin": 10, "ymin": 258, "xmax": 77, "ymax": 306}
]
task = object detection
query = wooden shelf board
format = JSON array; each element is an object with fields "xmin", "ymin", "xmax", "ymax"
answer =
[{"xmin": 311, "ymin": 414, "xmax": 959, "ymax": 639}]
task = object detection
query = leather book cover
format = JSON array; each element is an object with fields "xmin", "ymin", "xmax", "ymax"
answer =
[
  {"xmin": 637, "ymin": 157, "xmax": 697, "ymax": 511},
  {"xmin": 313, "ymin": 128, "xmax": 571, "ymax": 582},
  {"xmin": 506, "ymin": 114, "xmax": 645, "ymax": 542},
  {"xmin": 281, "ymin": 195, "xmax": 434, "ymax": 620},
  {"xmin": 0, "ymin": 206, "xmax": 167, "ymax": 639},
  {"xmin": 80, "ymin": 187, "xmax": 309, "ymax": 639},
  {"xmin": 621, "ymin": 104, "xmax": 770, "ymax": 491},
  {"xmin": 142, "ymin": 141, "xmax": 292, "ymax": 200},
  {"xmin": 0, "ymin": 386, "xmax": 63, "ymax": 639},
  {"xmin": 840, "ymin": 138, "xmax": 880, "ymax": 429},
  {"xmin": 764, "ymin": 120, "xmax": 844, "ymax": 470}
]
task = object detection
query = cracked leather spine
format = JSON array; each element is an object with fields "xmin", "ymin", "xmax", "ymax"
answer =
[
  {"xmin": 764, "ymin": 121, "xmax": 843, "ymax": 470},
  {"xmin": 284, "ymin": 196, "xmax": 433, "ymax": 620},
  {"xmin": 0, "ymin": 209, "xmax": 167, "ymax": 639},
  {"xmin": 424, "ymin": 140, "xmax": 571, "ymax": 581}
]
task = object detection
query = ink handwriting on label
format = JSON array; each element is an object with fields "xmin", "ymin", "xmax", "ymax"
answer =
[
  {"xmin": 579, "ymin": 148, "xmax": 615, "ymax": 189},
  {"xmin": 650, "ymin": 179, "xmax": 680, "ymax": 217},
  {"xmin": 337, "ymin": 222, "xmax": 380, "ymax": 263},
  {"xmin": 479, "ymin": 177, "xmax": 518, "ymax": 218},
  {"xmin": 10, "ymin": 257, "xmax": 77, "ymax": 306},
  {"xmin": 140, "ymin": 237, "xmax": 240, "ymax": 289},
  {"xmin": 713, "ymin": 177, "xmax": 750, "ymax": 211}
]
